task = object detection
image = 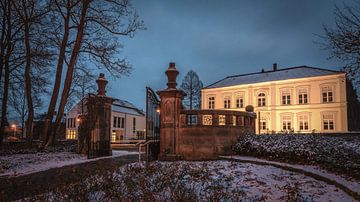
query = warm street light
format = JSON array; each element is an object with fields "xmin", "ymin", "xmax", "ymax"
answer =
[{"xmin": 11, "ymin": 124, "xmax": 16, "ymax": 136}]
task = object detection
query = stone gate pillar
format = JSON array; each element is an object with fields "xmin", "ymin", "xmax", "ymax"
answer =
[
  {"xmin": 78, "ymin": 73, "xmax": 113, "ymax": 158},
  {"xmin": 157, "ymin": 62, "xmax": 185, "ymax": 159}
]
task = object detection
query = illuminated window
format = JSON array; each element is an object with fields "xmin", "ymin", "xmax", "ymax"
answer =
[
  {"xmin": 233, "ymin": 116, "xmax": 236, "ymax": 126},
  {"xmin": 219, "ymin": 115, "xmax": 226, "ymax": 125},
  {"xmin": 208, "ymin": 97, "xmax": 215, "ymax": 109},
  {"xmin": 323, "ymin": 114, "xmax": 334, "ymax": 130},
  {"xmin": 282, "ymin": 115, "xmax": 292, "ymax": 131},
  {"xmin": 258, "ymin": 93, "xmax": 266, "ymax": 107},
  {"xmin": 322, "ymin": 86, "xmax": 333, "ymax": 103},
  {"xmin": 298, "ymin": 115, "xmax": 309, "ymax": 131},
  {"xmin": 281, "ymin": 90, "xmax": 291, "ymax": 105},
  {"xmin": 298, "ymin": 88, "xmax": 308, "ymax": 104},
  {"xmin": 236, "ymin": 96, "xmax": 244, "ymax": 108},
  {"xmin": 202, "ymin": 115, "xmax": 213, "ymax": 125},
  {"xmin": 66, "ymin": 129, "xmax": 77, "ymax": 139},
  {"xmin": 224, "ymin": 97, "xmax": 231, "ymax": 109},
  {"xmin": 111, "ymin": 131, "xmax": 117, "ymax": 142}
]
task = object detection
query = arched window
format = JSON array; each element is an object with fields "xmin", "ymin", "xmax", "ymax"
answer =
[{"xmin": 258, "ymin": 93, "xmax": 266, "ymax": 107}]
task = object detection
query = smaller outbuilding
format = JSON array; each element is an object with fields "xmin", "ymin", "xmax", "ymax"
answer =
[{"xmin": 66, "ymin": 97, "xmax": 145, "ymax": 143}]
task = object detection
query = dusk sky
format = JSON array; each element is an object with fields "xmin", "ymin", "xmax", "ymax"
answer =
[{"xmin": 106, "ymin": 0, "xmax": 353, "ymax": 110}]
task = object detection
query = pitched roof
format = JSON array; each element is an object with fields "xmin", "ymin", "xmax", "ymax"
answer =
[
  {"xmin": 112, "ymin": 99, "xmax": 145, "ymax": 116},
  {"xmin": 204, "ymin": 66, "xmax": 343, "ymax": 89}
]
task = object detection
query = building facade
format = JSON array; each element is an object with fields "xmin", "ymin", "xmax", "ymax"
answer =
[
  {"xmin": 202, "ymin": 65, "xmax": 348, "ymax": 133},
  {"xmin": 66, "ymin": 98, "xmax": 146, "ymax": 142}
]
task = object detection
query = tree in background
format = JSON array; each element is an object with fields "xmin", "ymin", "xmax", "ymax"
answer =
[
  {"xmin": 41, "ymin": 0, "xmax": 144, "ymax": 146},
  {"xmin": 321, "ymin": 2, "xmax": 360, "ymax": 94},
  {"xmin": 180, "ymin": 70, "xmax": 203, "ymax": 110}
]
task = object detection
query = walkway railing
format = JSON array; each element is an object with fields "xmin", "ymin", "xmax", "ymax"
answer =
[{"xmin": 180, "ymin": 109, "xmax": 256, "ymax": 127}]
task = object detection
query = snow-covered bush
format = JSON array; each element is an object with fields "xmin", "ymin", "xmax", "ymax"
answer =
[{"xmin": 233, "ymin": 134, "xmax": 360, "ymax": 179}]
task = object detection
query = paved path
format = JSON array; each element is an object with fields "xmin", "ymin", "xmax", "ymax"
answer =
[
  {"xmin": 220, "ymin": 155, "xmax": 360, "ymax": 201},
  {"xmin": 0, "ymin": 154, "xmax": 138, "ymax": 201}
]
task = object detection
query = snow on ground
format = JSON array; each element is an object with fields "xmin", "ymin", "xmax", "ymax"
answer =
[
  {"xmin": 222, "ymin": 155, "xmax": 360, "ymax": 196},
  {"xmin": 18, "ymin": 160, "xmax": 356, "ymax": 201},
  {"xmin": 0, "ymin": 150, "xmax": 138, "ymax": 177}
]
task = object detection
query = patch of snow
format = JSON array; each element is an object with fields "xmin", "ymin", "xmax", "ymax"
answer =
[
  {"xmin": 221, "ymin": 155, "xmax": 360, "ymax": 196},
  {"xmin": 0, "ymin": 150, "xmax": 138, "ymax": 177}
]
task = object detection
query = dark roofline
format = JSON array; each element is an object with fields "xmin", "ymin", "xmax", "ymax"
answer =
[
  {"xmin": 204, "ymin": 65, "xmax": 344, "ymax": 89},
  {"xmin": 111, "ymin": 98, "xmax": 145, "ymax": 115}
]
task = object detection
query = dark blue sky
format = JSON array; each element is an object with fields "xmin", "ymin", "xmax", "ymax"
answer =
[{"xmin": 106, "ymin": 0, "xmax": 352, "ymax": 110}]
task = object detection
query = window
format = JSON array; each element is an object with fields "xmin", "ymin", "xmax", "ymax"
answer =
[
  {"xmin": 322, "ymin": 86, "xmax": 333, "ymax": 103},
  {"xmin": 236, "ymin": 96, "xmax": 244, "ymax": 108},
  {"xmin": 133, "ymin": 117, "xmax": 136, "ymax": 134},
  {"xmin": 258, "ymin": 93, "xmax": 266, "ymax": 107},
  {"xmin": 282, "ymin": 115, "xmax": 292, "ymax": 131},
  {"xmin": 187, "ymin": 115, "xmax": 198, "ymax": 125},
  {"xmin": 67, "ymin": 118, "xmax": 76, "ymax": 128},
  {"xmin": 208, "ymin": 97, "xmax": 215, "ymax": 109},
  {"xmin": 298, "ymin": 89, "xmax": 308, "ymax": 104},
  {"xmin": 224, "ymin": 97, "xmax": 231, "ymax": 109},
  {"xmin": 219, "ymin": 115, "xmax": 226, "ymax": 125},
  {"xmin": 298, "ymin": 115, "xmax": 309, "ymax": 131},
  {"xmin": 66, "ymin": 129, "xmax": 77, "ymax": 139},
  {"xmin": 113, "ymin": 117, "xmax": 125, "ymax": 128},
  {"xmin": 323, "ymin": 114, "xmax": 334, "ymax": 130},
  {"xmin": 281, "ymin": 90, "xmax": 291, "ymax": 105},
  {"xmin": 202, "ymin": 115, "xmax": 213, "ymax": 125},
  {"xmin": 260, "ymin": 120, "xmax": 267, "ymax": 130}
]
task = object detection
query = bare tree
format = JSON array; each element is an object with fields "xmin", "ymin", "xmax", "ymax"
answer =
[
  {"xmin": 321, "ymin": 2, "xmax": 360, "ymax": 92},
  {"xmin": 0, "ymin": 0, "xmax": 18, "ymax": 144},
  {"xmin": 180, "ymin": 70, "xmax": 203, "ymax": 110},
  {"xmin": 43, "ymin": 0, "xmax": 144, "ymax": 146},
  {"xmin": 12, "ymin": 0, "xmax": 52, "ymax": 146}
]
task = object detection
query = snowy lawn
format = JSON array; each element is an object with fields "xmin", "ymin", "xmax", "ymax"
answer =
[
  {"xmin": 23, "ymin": 161, "xmax": 355, "ymax": 201},
  {"xmin": 233, "ymin": 134, "xmax": 360, "ymax": 180},
  {"xmin": 0, "ymin": 150, "xmax": 138, "ymax": 177}
]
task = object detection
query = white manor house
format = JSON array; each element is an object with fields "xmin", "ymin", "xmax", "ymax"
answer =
[
  {"xmin": 202, "ymin": 64, "xmax": 348, "ymax": 134},
  {"xmin": 66, "ymin": 98, "xmax": 146, "ymax": 142}
]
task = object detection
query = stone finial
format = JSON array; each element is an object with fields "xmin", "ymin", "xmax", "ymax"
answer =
[
  {"xmin": 165, "ymin": 62, "xmax": 179, "ymax": 89},
  {"xmin": 96, "ymin": 73, "xmax": 108, "ymax": 96}
]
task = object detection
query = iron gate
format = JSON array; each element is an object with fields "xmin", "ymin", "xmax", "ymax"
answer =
[{"xmin": 146, "ymin": 87, "xmax": 160, "ymax": 160}]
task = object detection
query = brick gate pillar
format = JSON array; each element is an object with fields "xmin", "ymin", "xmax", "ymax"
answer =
[
  {"xmin": 78, "ymin": 73, "xmax": 113, "ymax": 158},
  {"xmin": 157, "ymin": 62, "xmax": 185, "ymax": 159}
]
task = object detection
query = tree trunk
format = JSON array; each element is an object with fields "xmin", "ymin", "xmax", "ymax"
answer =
[
  {"xmin": 41, "ymin": 4, "xmax": 71, "ymax": 146},
  {"xmin": 47, "ymin": 0, "xmax": 90, "ymax": 146},
  {"xmin": 0, "ymin": 0, "xmax": 7, "ymax": 88},
  {"xmin": 24, "ymin": 20, "xmax": 34, "ymax": 147},
  {"xmin": 0, "ymin": 0, "xmax": 11, "ymax": 146}
]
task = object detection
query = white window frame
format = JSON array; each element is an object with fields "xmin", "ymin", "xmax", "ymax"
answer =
[
  {"xmin": 298, "ymin": 114, "xmax": 310, "ymax": 131},
  {"xmin": 281, "ymin": 114, "xmax": 292, "ymax": 131},
  {"xmin": 224, "ymin": 97, "xmax": 231, "ymax": 109},
  {"xmin": 321, "ymin": 86, "xmax": 334, "ymax": 103},
  {"xmin": 257, "ymin": 93, "xmax": 266, "ymax": 107},
  {"xmin": 281, "ymin": 89, "xmax": 291, "ymax": 105},
  {"xmin": 208, "ymin": 96, "xmax": 215, "ymax": 109},
  {"xmin": 322, "ymin": 113, "xmax": 335, "ymax": 131},
  {"xmin": 236, "ymin": 95, "xmax": 244, "ymax": 108},
  {"xmin": 298, "ymin": 88, "xmax": 309, "ymax": 104}
]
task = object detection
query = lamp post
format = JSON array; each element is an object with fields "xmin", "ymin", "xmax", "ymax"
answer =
[{"xmin": 11, "ymin": 124, "xmax": 16, "ymax": 136}]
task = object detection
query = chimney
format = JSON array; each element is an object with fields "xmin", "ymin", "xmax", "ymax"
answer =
[
  {"xmin": 273, "ymin": 63, "xmax": 277, "ymax": 71},
  {"xmin": 96, "ymin": 73, "xmax": 108, "ymax": 96},
  {"xmin": 261, "ymin": 68, "xmax": 265, "ymax": 73},
  {"xmin": 165, "ymin": 62, "xmax": 179, "ymax": 89}
]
